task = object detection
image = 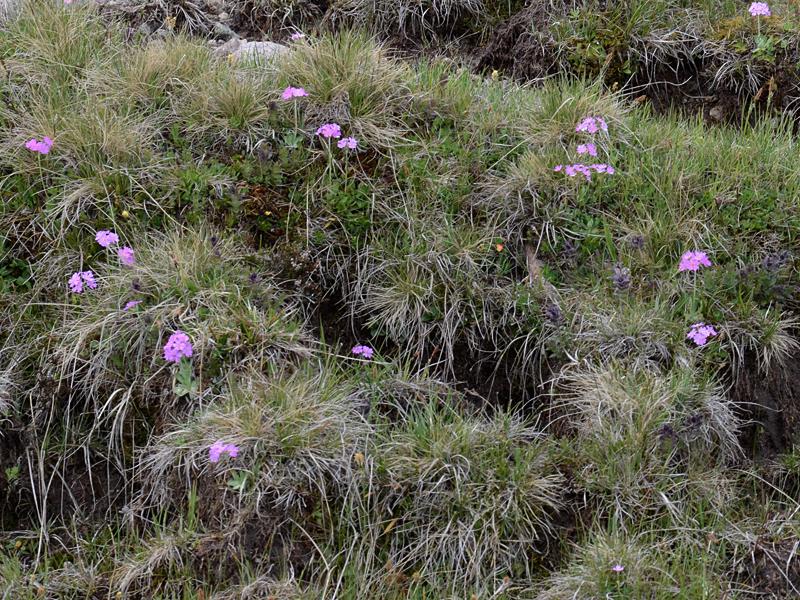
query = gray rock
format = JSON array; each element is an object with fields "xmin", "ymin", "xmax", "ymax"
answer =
[
  {"xmin": 212, "ymin": 21, "xmax": 237, "ymax": 41},
  {"xmin": 214, "ymin": 38, "xmax": 289, "ymax": 63}
]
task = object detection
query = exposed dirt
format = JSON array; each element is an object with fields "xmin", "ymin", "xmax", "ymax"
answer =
[{"xmin": 733, "ymin": 350, "xmax": 800, "ymax": 459}]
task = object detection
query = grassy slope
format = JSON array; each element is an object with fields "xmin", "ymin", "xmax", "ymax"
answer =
[{"xmin": 2, "ymin": 0, "xmax": 800, "ymax": 598}]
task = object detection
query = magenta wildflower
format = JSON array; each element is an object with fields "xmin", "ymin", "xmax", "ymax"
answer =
[
  {"xmin": 118, "ymin": 246, "xmax": 135, "ymax": 266},
  {"xmin": 749, "ymin": 2, "xmax": 770, "ymax": 16},
  {"xmin": 611, "ymin": 564, "xmax": 625, "ymax": 573},
  {"xmin": 68, "ymin": 272, "xmax": 83, "ymax": 293},
  {"xmin": 163, "ymin": 330, "xmax": 193, "ymax": 363},
  {"xmin": 82, "ymin": 270, "xmax": 97, "ymax": 289},
  {"xmin": 290, "ymin": 32, "xmax": 305, "ymax": 41},
  {"xmin": 316, "ymin": 123, "xmax": 342, "ymax": 139},
  {"xmin": 337, "ymin": 136, "xmax": 358, "ymax": 150},
  {"xmin": 687, "ymin": 323, "xmax": 718, "ymax": 347},
  {"xmin": 25, "ymin": 136, "xmax": 53, "ymax": 155},
  {"xmin": 575, "ymin": 116, "xmax": 608, "ymax": 134},
  {"xmin": 123, "ymin": 300, "xmax": 142, "ymax": 311},
  {"xmin": 281, "ymin": 86, "xmax": 309, "ymax": 100},
  {"xmin": 556, "ymin": 163, "xmax": 614, "ymax": 181},
  {"xmin": 209, "ymin": 440, "xmax": 239, "ymax": 463},
  {"xmin": 69, "ymin": 270, "xmax": 97, "ymax": 293},
  {"xmin": 352, "ymin": 345, "xmax": 374, "ymax": 359},
  {"xmin": 678, "ymin": 250, "xmax": 712, "ymax": 272},
  {"xmin": 95, "ymin": 230, "xmax": 119, "ymax": 248},
  {"xmin": 577, "ymin": 142, "xmax": 598, "ymax": 157}
]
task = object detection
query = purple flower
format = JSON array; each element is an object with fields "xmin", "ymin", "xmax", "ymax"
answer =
[
  {"xmin": 68, "ymin": 272, "xmax": 83, "ymax": 293},
  {"xmin": 316, "ymin": 123, "xmax": 342, "ymax": 139},
  {"xmin": 209, "ymin": 440, "xmax": 239, "ymax": 463},
  {"xmin": 611, "ymin": 564, "xmax": 625, "ymax": 573},
  {"xmin": 575, "ymin": 116, "xmax": 608, "ymax": 134},
  {"xmin": 749, "ymin": 2, "xmax": 770, "ymax": 16},
  {"xmin": 25, "ymin": 137, "xmax": 53, "ymax": 155},
  {"xmin": 281, "ymin": 86, "xmax": 309, "ymax": 100},
  {"xmin": 576, "ymin": 142, "xmax": 598, "ymax": 157},
  {"xmin": 352, "ymin": 345, "xmax": 374, "ymax": 359},
  {"xmin": 163, "ymin": 330, "xmax": 193, "ymax": 363},
  {"xmin": 290, "ymin": 32, "xmax": 305, "ymax": 41},
  {"xmin": 555, "ymin": 163, "xmax": 615, "ymax": 181},
  {"xmin": 69, "ymin": 270, "xmax": 97, "ymax": 293},
  {"xmin": 337, "ymin": 136, "xmax": 358, "ymax": 150},
  {"xmin": 82, "ymin": 271, "xmax": 97, "ymax": 289},
  {"xmin": 95, "ymin": 230, "xmax": 119, "ymax": 248},
  {"xmin": 687, "ymin": 323, "xmax": 718, "ymax": 347},
  {"xmin": 118, "ymin": 246, "xmax": 135, "ymax": 266},
  {"xmin": 612, "ymin": 264, "xmax": 631, "ymax": 291},
  {"xmin": 123, "ymin": 300, "xmax": 142, "ymax": 311},
  {"xmin": 678, "ymin": 251, "xmax": 712, "ymax": 272},
  {"xmin": 544, "ymin": 303, "xmax": 563, "ymax": 324}
]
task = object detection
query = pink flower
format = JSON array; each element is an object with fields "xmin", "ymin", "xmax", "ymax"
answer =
[
  {"xmin": 209, "ymin": 440, "xmax": 239, "ymax": 463},
  {"xmin": 555, "ymin": 163, "xmax": 615, "ymax": 181},
  {"xmin": 749, "ymin": 2, "xmax": 770, "ymax": 16},
  {"xmin": 163, "ymin": 330, "xmax": 193, "ymax": 363},
  {"xmin": 25, "ymin": 137, "xmax": 53, "ymax": 155},
  {"xmin": 611, "ymin": 564, "xmax": 625, "ymax": 573},
  {"xmin": 337, "ymin": 136, "xmax": 358, "ymax": 150},
  {"xmin": 316, "ymin": 123, "xmax": 342, "ymax": 139},
  {"xmin": 118, "ymin": 246, "xmax": 135, "ymax": 266},
  {"xmin": 69, "ymin": 270, "xmax": 97, "ymax": 293},
  {"xmin": 577, "ymin": 142, "xmax": 598, "ymax": 157},
  {"xmin": 95, "ymin": 230, "xmax": 119, "ymax": 248},
  {"xmin": 290, "ymin": 32, "xmax": 305, "ymax": 41},
  {"xmin": 352, "ymin": 345, "xmax": 374, "ymax": 359},
  {"xmin": 575, "ymin": 116, "xmax": 608, "ymax": 134},
  {"xmin": 678, "ymin": 251, "xmax": 712, "ymax": 272},
  {"xmin": 281, "ymin": 86, "xmax": 309, "ymax": 100},
  {"xmin": 123, "ymin": 300, "xmax": 142, "ymax": 311},
  {"xmin": 68, "ymin": 272, "xmax": 83, "ymax": 293},
  {"xmin": 687, "ymin": 323, "xmax": 718, "ymax": 347}
]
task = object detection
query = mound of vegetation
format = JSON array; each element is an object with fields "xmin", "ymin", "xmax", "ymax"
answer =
[{"xmin": 2, "ymin": 0, "xmax": 800, "ymax": 598}]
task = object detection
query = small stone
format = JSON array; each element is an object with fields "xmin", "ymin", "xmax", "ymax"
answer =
[
  {"xmin": 708, "ymin": 105, "xmax": 725, "ymax": 122},
  {"xmin": 212, "ymin": 21, "xmax": 237, "ymax": 41}
]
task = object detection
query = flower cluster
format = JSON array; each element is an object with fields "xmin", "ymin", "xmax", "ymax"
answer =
[
  {"xmin": 68, "ymin": 270, "xmax": 97, "ymax": 294},
  {"xmin": 749, "ymin": 2, "xmax": 770, "ymax": 16},
  {"xmin": 337, "ymin": 136, "xmax": 358, "ymax": 150},
  {"xmin": 352, "ymin": 344, "xmax": 374, "ymax": 359},
  {"xmin": 611, "ymin": 564, "xmax": 625, "ymax": 573},
  {"xmin": 281, "ymin": 86, "xmax": 309, "ymax": 100},
  {"xmin": 118, "ymin": 246, "xmax": 135, "ymax": 266},
  {"xmin": 678, "ymin": 250, "xmax": 712, "ymax": 272},
  {"xmin": 575, "ymin": 116, "xmax": 608, "ymax": 134},
  {"xmin": 316, "ymin": 123, "xmax": 342, "ymax": 139},
  {"xmin": 26, "ymin": 136, "xmax": 53, "ymax": 155},
  {"xmin": 95, "ymin": 230, "xmax": 119, "ymax": 248},
  {"xmin": 554, "ymin": 116, "xmax": 615, "ymax": 181},
  {"xmin": 553, "ymin": 163, "xmax": 615, "ymax": 181},
  {"xmin": 209, "ymin": 440, "xmax": 239, "ymax": 463},
  {"xmin": 123, "ymin": 300, "xmax": 142, "ymax": 311},
  {"xmin": 576, "ymin": 142, "xmax": 597, "ymax": 157},
  {"xmin": 687, "ymin": 323, "xmax": 718, "ymax": 347},
  {"xmin": 163, "ymin": 330, "xmax": 194, "ymax": 363}
]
